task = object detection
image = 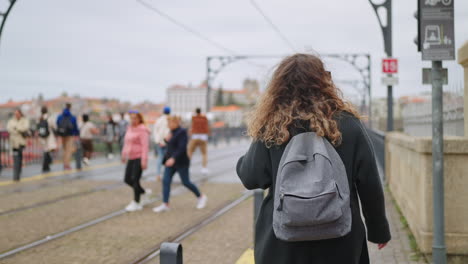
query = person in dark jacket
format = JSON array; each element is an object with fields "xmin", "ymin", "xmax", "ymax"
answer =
[
  {"xmin": 236, "ymin": 53, "xmax": 391, "ymax": 264},
  {"xmin": 153, "ymin": 115, "xmax": 207, "ymax": 213}
]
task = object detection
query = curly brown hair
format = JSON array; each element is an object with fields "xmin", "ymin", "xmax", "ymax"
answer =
[{"xmin": 246, "ymin": 53, "xmax": 360, "ymax": 147}]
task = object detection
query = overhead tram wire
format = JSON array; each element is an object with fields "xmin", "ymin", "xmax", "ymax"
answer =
[
  {"xmin": 135, "ymin": 0, "xmax": 268, "ymax": 69},
  {"xmin": 249, "ymin": 0, "xmax": 297, "ymax": 52}
]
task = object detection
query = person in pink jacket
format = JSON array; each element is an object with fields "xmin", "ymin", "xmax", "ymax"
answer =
[{"xmin": 121, "ymin": 111, "xmax": 151, "ymax": 212}]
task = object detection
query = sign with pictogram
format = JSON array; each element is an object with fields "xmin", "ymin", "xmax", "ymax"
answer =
[
  {"xmin": 420, "ymin": 0, "xmax": 455, "ymax": 61},
  {"xmin": 382, "ymin": 58, "xmax": 398, "ymax": 74}
]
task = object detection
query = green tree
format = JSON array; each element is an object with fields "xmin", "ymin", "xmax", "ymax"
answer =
[
  {"xmin": 227, "ymin": 93, "xmax": 236, "ymax": 105},
  {"xmin": 215, "ymin": 88, "xmax": 225, "ymax": 106}
]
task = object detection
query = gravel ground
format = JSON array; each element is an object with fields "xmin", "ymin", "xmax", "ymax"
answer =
[
  {"xmin": 1, "ymin": 183, "xmax": 245, "ymax": 264},
  {"xmin": 0, "ymin": 180, "xmax": 120, "ymax": 214},
  {"xmin": 150, "ymin": 196, "xmax": 254, "ymax": 264},
  {"xmin": 0, "ymin": 180, "xmax": 161, "ymax": 253}
]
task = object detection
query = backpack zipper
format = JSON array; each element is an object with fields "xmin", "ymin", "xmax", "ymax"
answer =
[{"xmin": 277, "ymin": 193, "xmax": 284, "ymax": 211}]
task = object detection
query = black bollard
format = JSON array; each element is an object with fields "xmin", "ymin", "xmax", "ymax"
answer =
[
  {"xmin": 12, "ymin": 148, "xmax": 22, "ymax": 181},
  {"xmin": 160, "ymin": 242, "xmax": 183, "ymax": 264}
]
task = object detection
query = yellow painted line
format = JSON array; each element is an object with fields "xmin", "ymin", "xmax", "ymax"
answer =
[
  {"xmin": 236, "ymin": 248, "xmax": 255, "ymax": 264},
  {"xmin": 0, "ymin": 161, "xmax": 121, "ymax": 187}
]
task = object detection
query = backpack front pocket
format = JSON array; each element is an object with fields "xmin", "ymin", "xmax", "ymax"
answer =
[{"xmin": 278, "ymin": 185, "xmax": 343, "ymax": 227}]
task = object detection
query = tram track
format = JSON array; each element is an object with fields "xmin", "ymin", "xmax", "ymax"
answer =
[
  {"xmin": 0, "ymin": 145, "xmax": 248, "ymax": 261},
  {"xmin": 0, "ymin": 145, "xmax": 246, "ymax": 217},
  {"xmin": 0, "ymin": 140, "xmax": 247, "ymax": 196},
  {"xmin": 130, "ymin": 190, "xmax": 253, "ymax": 264}
]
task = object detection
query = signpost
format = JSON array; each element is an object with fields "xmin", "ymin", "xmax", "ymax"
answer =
[
  {"xmin": 420, "ymin": 0, "xmax": 455, "ymax": 61},
  {"xmin": 422, "ymin": 68, "xmax": 448, "ymax": 85},
  {"xmin": 382, "ymin": 58, "xmax": 398, "ymax": 74},
  {"xmin": 381, "ymin": 58, "xmax": 398, "ymax": 131},
  {"xmin": 418, "ymin": 1, "xmax": 455, "ymax": 263},
  {"xmin": 381, "ymin": 76, "xmax": 399, "ymax": 86}
]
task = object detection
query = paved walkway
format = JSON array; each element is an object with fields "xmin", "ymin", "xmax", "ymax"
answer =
[{"xmin": 367, "ymin": 190, "xmax": 427, "ymax": 264}]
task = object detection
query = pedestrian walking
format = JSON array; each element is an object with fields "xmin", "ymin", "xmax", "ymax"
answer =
[
  {"xmin": 56, "ymin": 103, "xmax": 79, "ymax": 170},
  {"xmin": 117, "ymin": 112, "xmax": 128, "ymax": 152},
  {"xmin": 152, "ymin": 106, "xmax": 171, "ymax": 181},
  {"xmin": 187, "ymin": 108, "xmax": 210, "ymax": 175},
  {"xmin": 6, "ymin": 109, "xmax": 30, "ymax": 181},
  {"xmin": 37, "ymin": 106, "xmax": 57, "ymax": 173},
  {"xmin": 121, "ymin": 111, "xmax": 151, "ymax": 212},
  {"xmin": 104, "ymin": 114, "xmax": 117, "ymax": 159},
  {"xmin": 236, "ymin": 54, "xmax": 391, "ymax": 264},
  {"xmin": 80, "ymin": 114, "xmax": 99, "ymax": 166},
  {"xmin": 153, "ymin": 115, "xmax": 207, "ymax": 213}
]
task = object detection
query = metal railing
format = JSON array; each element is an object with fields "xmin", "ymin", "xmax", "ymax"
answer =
[
  {"xmin": 401, "ymin": 83, "xmax": 464, "ymax": 137},
  {"xmin": 0, "ymin": 131, "xmax": 45, "ymax": 170},
  {"xmin": 0, "ymin": 131, "xmax": 113, "ymax": 171},
  {"xmin": 210, "ymin": 127, "xmax": 247, "ymax": 146}
]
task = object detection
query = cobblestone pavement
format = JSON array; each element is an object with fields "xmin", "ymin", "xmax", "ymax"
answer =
[
  {"xmin": 150, "ymin": 196, "xmax": 254, "ymax": 264},
  {"xmin": 367, "ymin": 190, "xmax": 427, "ymax": 264},
  {"xmin": 1, "ymin": 183, "xmax": 245, "ymax": 264}
]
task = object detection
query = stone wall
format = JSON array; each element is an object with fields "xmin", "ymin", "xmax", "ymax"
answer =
[
  {"xmin": 385, "ymin": 133, "xmax": 468, "ymax": 261},
  {"xmin": 384, "ymin": 41, "xmax": 468, "ymax": 263}
]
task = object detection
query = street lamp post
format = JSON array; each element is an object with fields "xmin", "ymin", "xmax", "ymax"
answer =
[
  {"xmin": 369, "ymin": 0, "xmax": 393, "ymax": 131},
  {"xmin": 0, "ymin": 0, "xmax": 18, "ymax": 50}
]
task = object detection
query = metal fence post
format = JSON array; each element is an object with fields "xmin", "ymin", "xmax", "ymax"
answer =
[
  {"xmin": 160, "ymin": 242, "xmax": 183, "ymax": 264},
  {"xmin": 74, "ymin": 139, "xmax": 82, "ymax": 170}
]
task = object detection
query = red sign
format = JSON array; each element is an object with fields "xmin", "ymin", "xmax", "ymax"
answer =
[{"xmin": 382, "ymin": 58, "xmax": 398, "ymax": 74}]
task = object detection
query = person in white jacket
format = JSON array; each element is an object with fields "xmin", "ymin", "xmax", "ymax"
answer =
[
  {"xmin": 7, "ymin": 109, "xmax": 30, "ymax": 181},
  {"xmin": 152, "ymin": 106, "xmax": 171, "ymax": 181}
]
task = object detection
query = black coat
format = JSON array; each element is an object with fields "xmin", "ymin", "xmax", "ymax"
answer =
[
  {"xmin": 236, "ymin": 112, "xmax": 391, "ymax": 264},
  {"xmin": 164, "ymin": 127, "xmax": 190, "ymax": 168}
]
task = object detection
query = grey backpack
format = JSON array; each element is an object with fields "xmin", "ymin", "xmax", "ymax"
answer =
[{"xmin": 273, "ymin": 132, "xmax": 352, "ymax": 242}]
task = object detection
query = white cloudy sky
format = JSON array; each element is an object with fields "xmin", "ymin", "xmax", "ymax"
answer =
[{"xmin": 0, "ymin": 0, "xmax": 467, "ymax": 104}]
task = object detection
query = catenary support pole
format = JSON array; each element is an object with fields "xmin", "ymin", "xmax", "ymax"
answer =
[
  {"xmin": 431, "ymin": 60, "xmax": 447, "ymax": 264},
  {"xmin": 206, "ymin": 57, "xmax": 211, "ymax": 114},
  {"xmin": 0, "ymin": 0, "xmax": 18, "ymax": 51},
  {"xmin": 387, "ymin": 85, "xmax": 393, "ymax": 131}
]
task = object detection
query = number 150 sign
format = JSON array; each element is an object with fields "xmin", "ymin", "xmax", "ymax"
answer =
[{"xmin": 382, "ymin": 58, "xmax": 398, "ymax": 74}]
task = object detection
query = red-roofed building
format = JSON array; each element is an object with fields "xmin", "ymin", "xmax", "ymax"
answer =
[{"xmin": 211, "ymin": 105, "xmax": 244, "ymax": 127}]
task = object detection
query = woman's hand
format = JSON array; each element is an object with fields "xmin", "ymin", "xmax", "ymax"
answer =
[
  {"xmin": 378, "ymin": 243, "xmax": 387, "ymax": 250},
  {"xmin": 165, "ymin": 133, "xmax": 172, "ymax": 142},
  {"xmin": 121, "ymin": 156, "xmax": 126, "ymax": 164},
  {"xmin": 141, "ymin": 162, "xmax": 147, "ymax": 170},
  {"xmin": 165, "ymin": 157, "xmax": 175, "ymax": 167}
]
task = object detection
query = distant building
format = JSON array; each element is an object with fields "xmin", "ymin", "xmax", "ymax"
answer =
[
  {"xmin": 167, "ymin": 82, "xmax": 215, "ymax": 117},
  {"xmin": 0, "ymin": 95, "xmax": 161, "ymax": 130},
  {"xmin": 211, "ymin": 105, "xmax": 244, "ymax": 127},
  {"xmin": 219, "ymin": 79, "xmax": 260, "ymax": 106},
  {"xmin": 166, "ymin": 79, "xmax": 260, "ymax": 119}
]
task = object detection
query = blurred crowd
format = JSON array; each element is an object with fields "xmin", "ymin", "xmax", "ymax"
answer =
[{"xmin": 5, "ymin": 102, "xmax": 211, "ymax": 212}]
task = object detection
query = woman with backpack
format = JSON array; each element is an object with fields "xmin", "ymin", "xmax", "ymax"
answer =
[
  {"xmin": 236, "ymin": 54, "xmax": 391, "ymax": 264},
  {"xmin": 37, "ymin": 106, "xmax": 57, "ymax": 173},
  {"xmin": 121, "ymin": 111, "xmax": 151, "ymax": 212}
]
